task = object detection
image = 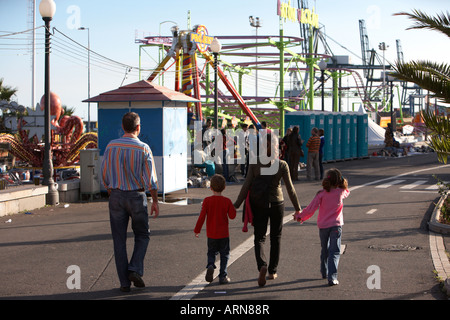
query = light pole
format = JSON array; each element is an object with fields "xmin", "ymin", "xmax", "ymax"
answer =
[
  {"xmin": 210, "ymin": 38, "xmax": 222, "ymax": 129},
  {"xmin": 318, "ymin": 60, "xmax": 327, "ymax": 111},
  {"xmin": 379, "ymin": 42, "xmax": 389, "ymax": 109},
  {"xmin": 249, "ymin": 16, "xmax": 261, "ymax": 106},
  {"xmin": 78, "ymin": 27, "xmax": 90, "ymax": 132},
  {"xmin": 39, "ymin": 0, "xmax": 58, "ymax": 205}
]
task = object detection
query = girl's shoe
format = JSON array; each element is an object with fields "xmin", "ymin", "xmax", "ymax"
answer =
[
  {"xmin": 219, "ymin": 276, "xmax": 230, "ymax": 284},
  {"xmin": 328, "ymin": 279, "xmax": 339, "ymax": 286}
]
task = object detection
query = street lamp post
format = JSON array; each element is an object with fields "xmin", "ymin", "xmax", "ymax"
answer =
[
  {"xmin": 78, "ymin": 27, "xmax": 90, "ymax": 132},
  {"xmin": 210, "ymin": 38, "xmax": 222, "ymax": 129},
  {"xmin": 318, "ymin": 60, "xmax": 327, "ymax": 111},
  {"xmin": 39, "ymin": 0, "xmax": 58, "ymax": 205},
  {"xmin": 249, "ymin": 16, "xmax": 261, "ymax": 107},
  {"xmin": 379, "ymin": 42, "xmax": 389, "ymax": 108}
]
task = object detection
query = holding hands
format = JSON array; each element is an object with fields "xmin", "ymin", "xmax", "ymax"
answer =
[{"xmin": 293, "ymin": 210, "xmax": 303, "ymax": 223}]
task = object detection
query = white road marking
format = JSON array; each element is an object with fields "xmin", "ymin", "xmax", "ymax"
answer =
[
  {"xmin": 426, "ymin": 181, "xmax": 449, "ymax": 190},
  {"xmin": 375, "ymin": 180, "xmax": 406, "ymax": 188},
  {"xmin": 400, "ymin": 180, "xmax": 427, "ymax": 189},
  {"xmin": 366, "ymin": 209, "xmax": 377, "ymax": 214}
]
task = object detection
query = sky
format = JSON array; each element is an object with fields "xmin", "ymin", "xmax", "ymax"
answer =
[{"xmin": 1, "ymin": 0, "xmax": 449, "ymax": 121}]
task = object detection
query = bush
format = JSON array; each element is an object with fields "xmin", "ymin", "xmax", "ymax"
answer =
[{"xmin": 435, "ymin": 176, "xmax": 450, "ymax": 224}]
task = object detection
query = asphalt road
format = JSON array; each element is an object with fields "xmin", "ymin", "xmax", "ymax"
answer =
[{"xmin": 0, "ymin": 152, "xmax": 449, "ymax": 307}]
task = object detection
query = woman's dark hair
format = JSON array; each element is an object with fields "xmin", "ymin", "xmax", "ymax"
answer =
[{"xmin": 322, "ymin": 168, "xmax": 348, "ymax": 192}]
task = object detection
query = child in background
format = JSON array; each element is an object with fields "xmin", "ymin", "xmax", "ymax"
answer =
[
  {"xmin": 294, "ymin": 168, "xmax": 350, "ymax": 286},
  {"xmin": 318, "ymin": 128, "xmax": 325, "ymax": 180},
  {"xmin": 194, "ymin": 174, "xmax": 236, "ymax": 284}
]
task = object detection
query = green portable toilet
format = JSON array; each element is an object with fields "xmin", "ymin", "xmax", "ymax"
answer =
[
  {"xmin": 324, "ymin": 113, "xmax": 334, "ymax": 162},
  {"xmin": 301, "ymin": 113, "xmax": 316, "ymax": 163},
  {"xmin": 285, "ymin": 111, "xmax": 316, "ymax": 163},
  {"xmin": 314, "ymin": 112, "xmax": 325, "ymax": 130},
  {"xmin": 333, "ymin": 113, "xmax": 342, "ymax": 160},
  {"xmin": 341, "ymin": 113, "xmax": 350, "ymax": 159},
  {"xmin": 349, "ymin": 113, "xmax": 357, "ymax": 158},
  {"xmin": 314, "ymin": 112, "xmax": 325, "ymax": 161},
  {"xmin": 357, "ymin": 113, "xmax": 368, "ymax": 158}
]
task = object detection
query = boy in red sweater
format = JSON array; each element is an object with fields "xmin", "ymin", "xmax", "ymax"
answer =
[{"xmin": 194, "ymin": 174, "xmax": 236, "ymax": 284}]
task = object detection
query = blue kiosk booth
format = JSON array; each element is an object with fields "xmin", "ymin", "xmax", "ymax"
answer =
[{"xmin": 85, "ymin": 80, "xmax": 199, "ymax": 200}]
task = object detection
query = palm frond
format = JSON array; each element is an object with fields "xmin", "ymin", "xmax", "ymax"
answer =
[
  {"xmin": 421, "ymin": 108, "xmax": 450, "ymax": 164},
  {"xmin": 391, "ymin": 60, "xmax": 450, "ymax": 103},
  {"xmin": 394, "ymin": 9, "xmax": 450, "ymax": 38}
]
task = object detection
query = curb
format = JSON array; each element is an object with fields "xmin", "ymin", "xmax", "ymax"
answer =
[
  {"xmin": 428, "ymin": 194, "xmax": 450, "ymax": 297},
  {"xmin": 429, "ymin": 194, "xmax": 450, "ymax": 235}
]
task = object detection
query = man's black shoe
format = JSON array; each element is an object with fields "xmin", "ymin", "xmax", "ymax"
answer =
[{"xmin": 128, "ymin": 271, "xmax": 145, "ymax": 288}]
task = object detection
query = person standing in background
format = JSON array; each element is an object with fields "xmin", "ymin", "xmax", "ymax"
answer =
[
  {"xmin": 306, "ymin": 127, "xmax": 321, "ymax": 181},
  {"xmin": 287, "ymin": 126, "xmax": 302, "ymax": 181},
  {"xmin": 318, "ymin": 128, "xmax": 325, "ymax": 180}
]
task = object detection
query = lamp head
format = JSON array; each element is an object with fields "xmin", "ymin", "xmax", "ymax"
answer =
[
  {"xmin": 210, "ymin": 38, "xmax": 222, "ymax": 53},
  {"xmin": 39, "ymin": 0, "xmax": 56, "ymax": 20},
  {"xmin": 318, "ymin": 60, "xmax": 327, "ymax": 70}
]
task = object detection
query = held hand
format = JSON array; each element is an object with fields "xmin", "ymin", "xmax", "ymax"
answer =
[
  {"xmin": 150, "ymin": 202, "xmax": 159, "ymax": 218},
  {"xmin": 293, "ymin": 211, "xmax": 303, "ymax": 223}
]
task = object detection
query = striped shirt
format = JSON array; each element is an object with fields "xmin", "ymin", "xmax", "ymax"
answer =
[
  {"xmin": 101, "ymin": 137, "xmax": 158, "ymax": 191},
  {"xmin": 306, "ymin": 135, "xmax": 321, "ymax": 153}
]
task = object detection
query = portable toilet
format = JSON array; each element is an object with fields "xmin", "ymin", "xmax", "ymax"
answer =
[
  {"xmin": 285, "ymin": 111, "xmax": 316, "ymax": 163},
  {"xmin": 314, "ymin": 112, "xmax": 325, "ymax": 131},
  {"xmin": 84, "ymin": 80, "xmax": 199, "ymax": 200},
  {"xmin": 341, "ymin": 113, "xmax": 351, "ymax": 159},
  {"xmin": 314, "ymin": 112, "xmax": 325, "ymax": 160},
  {"xmin": 357, "ymin": 113, "xmax": 368, "ymax": 158},
  {"xmin": 333, "ymin": 113, "xmax": 342, "ymax": 160},
  {"xmin": 323, "ymin": 113, "xmax": 334, "ymax": 162},
  {"xmin": 349, "ymin": 113, "xmax": 358, "ymax": 158}
]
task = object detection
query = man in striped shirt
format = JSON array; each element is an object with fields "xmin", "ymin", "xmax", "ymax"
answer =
[
  {"xmin": 306, "ymin": 127, "xmax": 321, "ymax": 181},
  {"xmin": 101, "ymin": 112, "xmax": 159, "ymax": 292}
]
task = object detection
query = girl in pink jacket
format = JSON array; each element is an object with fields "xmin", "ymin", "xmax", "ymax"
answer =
[{"xmin": 294, "ymin": 168, "xmax": 350, "ymax": 286}]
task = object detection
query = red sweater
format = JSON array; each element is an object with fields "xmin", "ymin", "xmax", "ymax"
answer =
[{"xmin": 194, "ymin": 195, "xmax": 236, "ymax": 239}]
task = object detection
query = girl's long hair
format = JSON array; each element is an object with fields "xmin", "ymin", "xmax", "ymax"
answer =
[{"xmin": 322, "ymin": 168, "xmax": 348, "ymax": 192}]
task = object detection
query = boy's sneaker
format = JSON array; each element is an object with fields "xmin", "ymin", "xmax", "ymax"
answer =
[
  {"xmin": 205, "ymin": 266, "xmax": 214, "ymax": 282},
  {"xmin": 219, "ymin": 276, "xmax": 230, "ymax": 284}
]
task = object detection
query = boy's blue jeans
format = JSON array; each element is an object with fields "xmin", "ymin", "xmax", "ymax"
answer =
[
  {"xmin": 319, "ymin": 226, "xmax": 342, "ymax": 281},
  {"xmin": 109, "ymin": 189, "xmax": 150, "ymax": 287},
  {"xmin": 207, "ymin": 237, "xmax": 230, "ymax": 279}
]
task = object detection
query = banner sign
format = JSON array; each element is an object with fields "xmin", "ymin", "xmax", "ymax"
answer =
[{"xmin": 277, "ymin": 0, "xmax": 319, "ymax": 28}]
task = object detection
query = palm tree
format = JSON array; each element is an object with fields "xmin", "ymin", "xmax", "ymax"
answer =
[
  {"xmin": 0, "ymin": 78, "xmax": 17, "ymax": 101},
  {"xmin": 392, "ymin": 10, "xmax": 450, "ymax": 163}
]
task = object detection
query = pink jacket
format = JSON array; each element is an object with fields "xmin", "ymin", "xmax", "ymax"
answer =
[{"xmin": 295, "ymin": 188, "xmax": 350, "ymax": 229}]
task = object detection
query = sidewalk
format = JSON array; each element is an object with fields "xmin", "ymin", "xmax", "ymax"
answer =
[{"xmin": 0, "ymin": 154, "xmax": 449, "ymax": 300}]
